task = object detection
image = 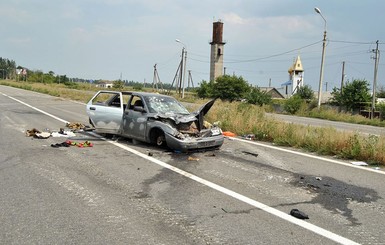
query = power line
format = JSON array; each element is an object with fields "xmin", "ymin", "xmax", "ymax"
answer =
[
  {"xmin": 329, "ymin": 40, "xmax": 383, "ymax": 45},
  {"xmin": 224, "ymin": 40, "xmax": 322, "ymax": 63}
]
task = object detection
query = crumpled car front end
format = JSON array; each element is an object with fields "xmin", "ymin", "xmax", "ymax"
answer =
[
  {"xmin": 149, "ymin": 98, "xmax": 224, "ymax": 152},
  {"xmin": 165, "ymin": 132, "xmax": 224, "ymax": 152},
  {"xmin": 164, "ymin": 121, "xmax": 224, "ymax": 152}
]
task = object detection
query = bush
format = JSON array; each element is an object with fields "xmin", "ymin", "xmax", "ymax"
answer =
[
  {"xmin": 284, "ymin": 95, "xmax": 304, "ymax": 114},
  {"xmin": 64, "ymin": 81, "xmax": 79, "ymax": 89},
  {"xmin": 133, "ymin": 83, "xmax": 143, "ymax": 91},
  {"xmin": 113, "ymin": 80, "xmax": 125, "ymax": 89},
  {"xmin": 297, "ymin": 85, "xmax": 314, "ymax": 101},
  {"xmin": 196, "ymin": 75, "xmax": 250, "ymax": 101},
  {"xmin": 196, "ymin": 80, "xmax": 213, "ymax": 98},
  {"xmin": 246, "ymin": 87, "xmax": 272, "ymax": 106},
  {"xmin": 377, "ymin": 103, "xmax": 385, "ymax": 120}
]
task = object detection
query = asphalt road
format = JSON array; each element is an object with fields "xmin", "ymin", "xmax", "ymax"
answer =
[
  {"xmin": 267, "ymin": 113, "xmax": 385, "ymax": 136},
  {"xmin": 1, "ymin": 85, "xmax": 385, "ymax": 245}
]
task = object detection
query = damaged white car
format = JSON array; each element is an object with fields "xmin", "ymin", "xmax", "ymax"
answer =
[{"xmin": 86, "ymin": 91, "xmax": 224, "ymax": 152}]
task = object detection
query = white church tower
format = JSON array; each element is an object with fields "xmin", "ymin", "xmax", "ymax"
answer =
[
  {"xmin": 287, "ymin": 55, "xmax": 304, "ymax": 95},
  {"xmin": 209, "ymin": 20, "xmax": 226, "ymax": 82}
]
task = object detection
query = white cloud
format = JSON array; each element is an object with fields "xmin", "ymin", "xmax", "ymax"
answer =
[
  {"xmin": 222, "ymin": 12, "xmax": 247, "ymax": 25},
  {"xmin": 221, "ymin": 12, "xmax": 317, "ymax": 49}
]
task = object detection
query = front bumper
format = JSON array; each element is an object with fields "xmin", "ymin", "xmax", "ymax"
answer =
[{"xmin": 165, "ymin": 133, "xmax": 224, "ymax": 152}]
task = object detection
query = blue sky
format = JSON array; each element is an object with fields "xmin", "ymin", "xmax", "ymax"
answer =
[{"xmin": 1, "ymin": 0, "xmax": 384, "ymax": 92}]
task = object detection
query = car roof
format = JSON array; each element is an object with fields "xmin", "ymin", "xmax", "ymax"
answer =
[
  {"xmin": 130, "ymin": 91, "xmax": 175, "ymax": 99},
  {"xmin": 97, "ymin": 90, "xmax": 174, "ymax": 98}
]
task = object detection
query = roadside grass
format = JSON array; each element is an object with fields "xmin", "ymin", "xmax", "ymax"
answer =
[
  {"xmin": 298, "ymin": 106, "xmax": 385, "ymax": 127},
  {"xmin": 1, "ymin": 80, "xmax": 384, "ymax": 166},
  {"xmin": 206, "ymin": 100, "xmax": 385, "ymax": 166},
  {"xmin": 0, "ymin": 80, "xmax": 97, "ymax": 103}
]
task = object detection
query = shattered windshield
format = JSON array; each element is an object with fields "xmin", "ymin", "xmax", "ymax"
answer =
[{"xmin": 144, "ymin": 96, "xmax": 190, "ymax": 114}]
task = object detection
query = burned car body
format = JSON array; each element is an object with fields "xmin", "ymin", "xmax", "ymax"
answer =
[{"xmin": 86, "ymin": 91, "xmax": 224, "ymax": 152}]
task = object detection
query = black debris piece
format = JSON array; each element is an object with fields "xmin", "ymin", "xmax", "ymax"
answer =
[
  {"xmin": 290, "ymin": 209, "xmax": 309, "ymax": 219},
  {"xmin": 241, "ymin": 151, "xmax": 259, "ymax": 158}
]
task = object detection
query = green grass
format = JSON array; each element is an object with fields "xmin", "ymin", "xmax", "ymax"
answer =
[
  {"xmin": 207, "ymin": 100, "xmax": 385, "ymax": 166},
  {"xmin": 299, "ymin": 106, "xmax": 385, "ymax": 127}
]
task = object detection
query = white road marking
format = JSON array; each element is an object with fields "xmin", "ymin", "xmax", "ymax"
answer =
[
  {"xmin": 1, "ymin": 91, "xmax": 360, "ymax": 245},
  {"xmin": 1, "ymin": 92, "xmax": 68, "ymax": 124}
]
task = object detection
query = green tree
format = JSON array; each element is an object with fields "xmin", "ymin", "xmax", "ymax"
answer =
[
  {"xmin": 27, "ymin": 70, "xmax": 44, "ymax": 83},
  {"xmin": 211, "ymin": 75, "xmax": 250, "ymax": 101},
  {"xmin": 55, "ymin": 75, "xmax": 69, "ymax": 84},
  {"xmin": 330, "ymin": 79, "xmax": 371, "ymax": 111},
  {"xmin": 132, "ymin": 83, "xmax": 143, "ymax": 91},
  {"xmin": 113, "ymin": 80, "xmax": 125, "ymax": 89},
  {"xmin": 196, "ymin": 80, "xmax": 213, "ymax": 98},
  {"xmin": 296, "ymin": 84, "xmax": 314, "ymax": 101},
  {"xmin": 377, "ymin": 86, "xmax": 385, "ymax": 98},
  {"xmin": 245, "ymin": 86, "xmax": 272, "ymax": 106},
  {"xmin": 0, "ymin": 57, "xmax": 16, "ymax": 79}
]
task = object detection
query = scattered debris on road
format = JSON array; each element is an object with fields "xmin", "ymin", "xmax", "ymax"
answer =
[
  {"xmin": 223, "ymin": 131, "xmax": 236, "ymax": 137},
  {"xmin": 290, "ymin": 209, "xmax": 309, "ymax": 219},
  {"xmin": 26, "ymin": 128, "xmax": 42, "ymax": 137},
  {"xmin": 351, "ymin": 161, "xmax": 368, "ymax": 166},
  {"xmin": 188, "ymin": 156, "xmax": 199, "ymax": 161},
  {"xmin": 25, "ymin": 122, "xmax": 93, "ymax": 139},
  {"xmin": 205, "ymin": 153, "xmax": 216, "ymax": 157},
  {"xmin": 51, "ymin": 140, "xmax": 93, "ymax": 148},
  {"xmin": 243, "ymin": 134, "xmax": 255, "ymax": 140},
  {"xmin": 241, "ymin": 151, "xmax": 259, "ymax": 158}
]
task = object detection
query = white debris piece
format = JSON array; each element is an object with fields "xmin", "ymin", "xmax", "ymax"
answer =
[
  {"xmin": 51, "ymin": 131, "xmax": 76, "ymax": 137},
  {"xmin": 351, "ymin": 161, "xmax": 368, "ymax": 166}
]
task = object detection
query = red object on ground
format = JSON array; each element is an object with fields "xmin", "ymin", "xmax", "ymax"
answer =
[{"xmin": 222, "ymin": 131, "xmax": 236, "ymax": 137}]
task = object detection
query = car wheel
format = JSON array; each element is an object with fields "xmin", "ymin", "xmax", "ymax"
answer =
[{"xmin": 151, "ymin": 129, "xmax": 166, "ymax": 147}]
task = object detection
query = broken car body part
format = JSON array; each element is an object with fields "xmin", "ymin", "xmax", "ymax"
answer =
[{"xmin": 86, "ymin": 91, "xmax": 224, "ymax": 152}]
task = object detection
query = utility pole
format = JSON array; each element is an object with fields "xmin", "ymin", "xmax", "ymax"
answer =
[
  {"xmin": 182, "ymin": 48, "xmax": 187, "ymax": 98},
  {"xmin": 371, "ymin": 40, "xmax": 380, "ymax": 119},
  {"xmin": 178, "ymin": 48, "xmax": 184, "ymax": 96},
  {"xmin": 152, "ymin": 64, "xmax": 163, "ymax": 91},
  {"xmin": 340, "ymin": 61, "xmax": 345, "ymax": 92},
  {"xmin": 339, "ymin": 61, "xmax": 345, "ymax": 112},
  {"xmin": 315, "ymin": 7, "xmax": 327, "ymax": 110}
]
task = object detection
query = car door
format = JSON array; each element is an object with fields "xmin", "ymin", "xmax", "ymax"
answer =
[
  {"xmin": 86, "ymin": 91, "xmax": 125, "ymax": 135},
  {"xmin": 122, "ymin": 95, "xmax": 148, "ymax": 140}
]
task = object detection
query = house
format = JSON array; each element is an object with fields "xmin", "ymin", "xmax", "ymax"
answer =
[
  {"xmin": 96, "ymin": 81, "xmax": 114, "ymax": 88},
  {"xmin": 259, "ymin": 87, "xmax": 285, "ymax": 99}
]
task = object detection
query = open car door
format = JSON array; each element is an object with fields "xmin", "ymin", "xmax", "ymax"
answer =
[{"xmin": 86, "ymin": 91, "xmax": 129, "ymax": 135}]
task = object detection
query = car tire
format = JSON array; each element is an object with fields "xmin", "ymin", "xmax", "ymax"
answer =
[{"xmin": 151, "ymin": 129, "xmax": 166, "ymax": 147}]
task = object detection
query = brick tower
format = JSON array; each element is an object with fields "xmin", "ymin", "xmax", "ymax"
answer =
[{"xmin": 210, "ymin": 20, "xmax": 226, "ymax": 82}]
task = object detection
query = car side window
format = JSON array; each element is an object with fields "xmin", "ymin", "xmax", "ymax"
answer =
[
  {"xmin": 92, "ymin": 92, "xmax": 120, "ymax": 107},
  {"xmin": 109, "ymin": 95, "xmax": 121, "ymax": 107},
  {"xmin": 129, "ymin": 96, "xmax": 144, "ymax": 110}
]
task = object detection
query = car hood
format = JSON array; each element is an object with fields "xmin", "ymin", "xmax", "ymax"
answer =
[{"xmin": 151, "ymin": 98, "xmax": 217, "ymax": 131}]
